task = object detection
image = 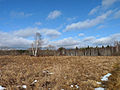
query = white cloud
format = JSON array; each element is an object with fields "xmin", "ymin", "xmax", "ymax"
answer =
[
  {"xmin": 114, "ymin": 10, "xmax": 120, "ymax": 18},
  {"xmin": 83, "ymin": 36, "xmax": 96, "ymax": 42},
  {"xmin": 1, "ymin": 29, "xmax": 120, "ymax": 48},
  {"xmin": 41, "ymin": 29, "xmax": 61, "ymax": 38},
  {"xmin": 50, "ymin": 33, "xmax": 120, "ymax": 48},
  {"xmin": 78, "ymin": 33, "xmax": 84, "ymax": 37},
  {"xmin": 10, "ymin": 11, "xmax": 32, "ymax": 18},
  {"xmin": 48, "ymin": 33, "xmax": 120, "ymax": 48},
  {"xmin": 35, "ymin": 22, "xmax": 42, "ymax": 26},
  {"xmin": 13, "ymin": 27, "xmax": 61, "ymax": 39},
  {"xmin": 0, "ymin": 27, "xmax": 61, "ymax": 48},
  {"xmin": 89, "ymin": 6, "xmax": 100, "ymax": 15},
  {"xmin": 65, "ymin": 10, "xmax": 112, "ymax": 31},
  {"xmin": 93, "ymin": 33, "xmax": 120, "ymax": 45},
  {"xmin": 51, "ymin": 37, "xmax": 80, "ymax": 48},
  {"xmin": 47, "ymin": 10, "xmax": 62, "ymax": 19},
  {"xmin": 13, "ymin": 27, "xmax": 38, "ymax": 38},
  {"xmin": 88, "ymin": 0, "xmax": 120, "ymax": 15},
  {"xmin": 102, "ymin": 0, "xmax": 117, "ymax": 7},
  {"xmin": 67, "ymin": 17, "xmax": 77, "ymax": 21},
  {"xmin": 97, "ymin": 25, "xmax": 105, "ymax": 29},
  {"xmin": 0, "ymin": 31, "xmax": 32, "ymax": 48}
]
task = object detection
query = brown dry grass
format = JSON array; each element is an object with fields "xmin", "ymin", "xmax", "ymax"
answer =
[
  {"xmin": 103, "ymin": 60, "xmax": 120, "ymax": 90},
  {"xmin": 0, "ymin": 56, "xmax": 119, "ymax": 90}
]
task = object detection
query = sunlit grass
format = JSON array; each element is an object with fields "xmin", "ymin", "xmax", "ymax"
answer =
[{"xmin": 0, "ymin": 56, "xmax": 119, "ymax": 90}]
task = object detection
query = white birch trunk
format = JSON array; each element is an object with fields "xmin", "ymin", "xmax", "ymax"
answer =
[
  {"xmin": 35, "ymin": 40, "xmax": 38, "ymax": 56},
  {"xmin": 32, "ymin": 43, "xmax": 35, "ymax": 56}
]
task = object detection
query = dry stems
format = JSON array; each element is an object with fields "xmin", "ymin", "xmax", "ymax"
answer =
[{"xmin": 0, "ymin": 56, "xmax": 119, "ymax": 90}]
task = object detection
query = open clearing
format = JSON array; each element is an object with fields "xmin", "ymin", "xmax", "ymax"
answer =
[{"xmin": 0, "ymin": 56, "xmax": 120, "ymax": 90}]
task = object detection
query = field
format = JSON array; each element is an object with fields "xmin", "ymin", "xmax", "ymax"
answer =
[{"xmin": 0, "ymin": 56, "xmax": 120, "ymax": 90}]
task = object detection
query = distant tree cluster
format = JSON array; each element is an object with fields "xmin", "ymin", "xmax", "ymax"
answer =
[{"xmin": 29, "ymin": 33, "xmax": 120, "ymax": 56}]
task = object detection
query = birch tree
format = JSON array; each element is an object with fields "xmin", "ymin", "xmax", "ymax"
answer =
[
  {"xmin": 31, "ymin": 43, "xmax": 35, "ymax": 56},
  {"xmin": 32, "ymin": 32, "xmax": 42, "ymax": 56},
  {"xmin": 114, "ymin": 41, "xmax": 120, "ymax": 52}
]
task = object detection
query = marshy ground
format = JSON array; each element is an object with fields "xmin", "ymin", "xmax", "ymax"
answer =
[{"xmin": 0, "ymin": 56, "xmax": 120, "ymax": 90}]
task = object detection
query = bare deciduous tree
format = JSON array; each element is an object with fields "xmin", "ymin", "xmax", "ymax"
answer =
[
  {"xmin": 32, "ymin": 32, "xmax": 43, "ymax": 56},
  {"xmin": 47, "ymin": 45, "xmax": 56, "ymax": 50},
  {"xmin": 114, "ymin": 41, "xmax": 120, "ymax": 52}
]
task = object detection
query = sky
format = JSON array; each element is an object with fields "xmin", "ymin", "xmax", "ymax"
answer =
[{"xmin": 0, "ymin": 0, "xmax": 120, "ymax": 49}]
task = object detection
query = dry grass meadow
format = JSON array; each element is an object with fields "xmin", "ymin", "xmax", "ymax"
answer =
[{"xmin": 0, "ymin": 55, "xmax": 120, "ymax": 90}]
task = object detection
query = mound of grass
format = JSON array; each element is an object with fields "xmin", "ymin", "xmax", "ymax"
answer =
[{"xmin": 103, "ymin": 60, "xmax": 120, "ymax": 90}]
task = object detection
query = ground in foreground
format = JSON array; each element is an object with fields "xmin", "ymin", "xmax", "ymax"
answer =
[{"xmin": 0, "ymin": 56, "xmax": 120, "ymax": 90}]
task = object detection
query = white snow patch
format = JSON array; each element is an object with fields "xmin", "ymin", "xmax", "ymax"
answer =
[
  {"xmin": 0, "ymin": 85, "xmax": 6, "ymax": 90},
  {"xmin": 34, "ymin": 80, "xmax": 37, "ymax": 83},
  {"xmin": 75, "ymin": 85, "xmax": 79, "ymax": 88},
  {"xmin": 49, "ymin": 72, "xmax": 54, "ymax": 75},
  {"xmin": 96, "ymin": 82, "xmax": 101, "ymax": 84},
  {"xmin": 70, "ymin": 85, "xmax": 74, "ymax": 88},
  {"xmin": 43, "ymin": 70, "xmax": 48, "ymax": 73},
  {"xmin": 32, "ymin": 80, "xmax": 37, "ymax": 84},
  {"xmin": 95, "ymin": 87, "xmax": 105, "ymax": 90},
  {"xmin": 43, "ymin": 70, "xmax": 54, "ymax": 75},
  {"xmin": 101, "ymin": 73, "xmax": 112, "ymax": 81},
  {"xmin": 95, "ymin": 73, "xmax": 111, "ymax": 90},
  {"xmin": 22, "ymin": 85, "xmax": 27, "ymax": 89}
]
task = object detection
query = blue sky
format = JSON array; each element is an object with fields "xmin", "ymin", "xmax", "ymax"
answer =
[{"xmin": 0, "ymin": 0, "xmax": 120, "ymax": 49}]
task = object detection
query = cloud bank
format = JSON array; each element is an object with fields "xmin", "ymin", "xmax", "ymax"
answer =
[
  {"xmin": 47, "ymin": 10, "xmax": 62, "ymax": 19},
  {"xmin": 65, "ymin": 10, "xmax": 112, "ymax": 31}
]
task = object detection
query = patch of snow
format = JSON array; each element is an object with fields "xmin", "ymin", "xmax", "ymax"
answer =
[
  {"xmin": 43, "ymin": 70, "xmax": 54, "ymax": 75},
  {"xmin": 95, "ymin": 87, "xmax": 105, "ymax": 90},
  {"xmin": 101, "ymin": 73, "xmax": 112, "ymax": 81},
  {"xmin": 32, "ymin": 80, "xmax": 37, "ymax": 84},
  {"xmin": 49, "ymin": 72, "xmax": 54, "ymax": 75},
  {"xmin": 43, "ymin": 70, "xmax": 48, "ymax": 73},
  {"xmin": 34, "ymin": 80, "xmax": 37, "ymax": 83},
  {"xmin": 0, "ymin": 85, "xmax": 6, "ymax": 90},
  {"xmin": 70, "ymin": 85, "xmax": 74, "ymax": 88},
  {"xmin": 96, "ymin": 82, "xmax": 101, "ymax": 84},
  {"xmin": 95, "ymin": 73, "xmax": 111, "ymax": 90},
  {"xmin": 75, "ymin": 85, "xmax": 79, "ymax": 88},
  {"xmin": 22, "ymin": 85, "xmax": 27, "ymax": 89}
]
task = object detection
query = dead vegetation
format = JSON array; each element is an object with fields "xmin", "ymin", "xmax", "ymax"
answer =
[
  {"xmin": 0, "ymin": 56, "xmax": 119, "ymax": 90},
  {"xmin": 102, "ymin": 59, "xmax": 120, "ymax": 90}
]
